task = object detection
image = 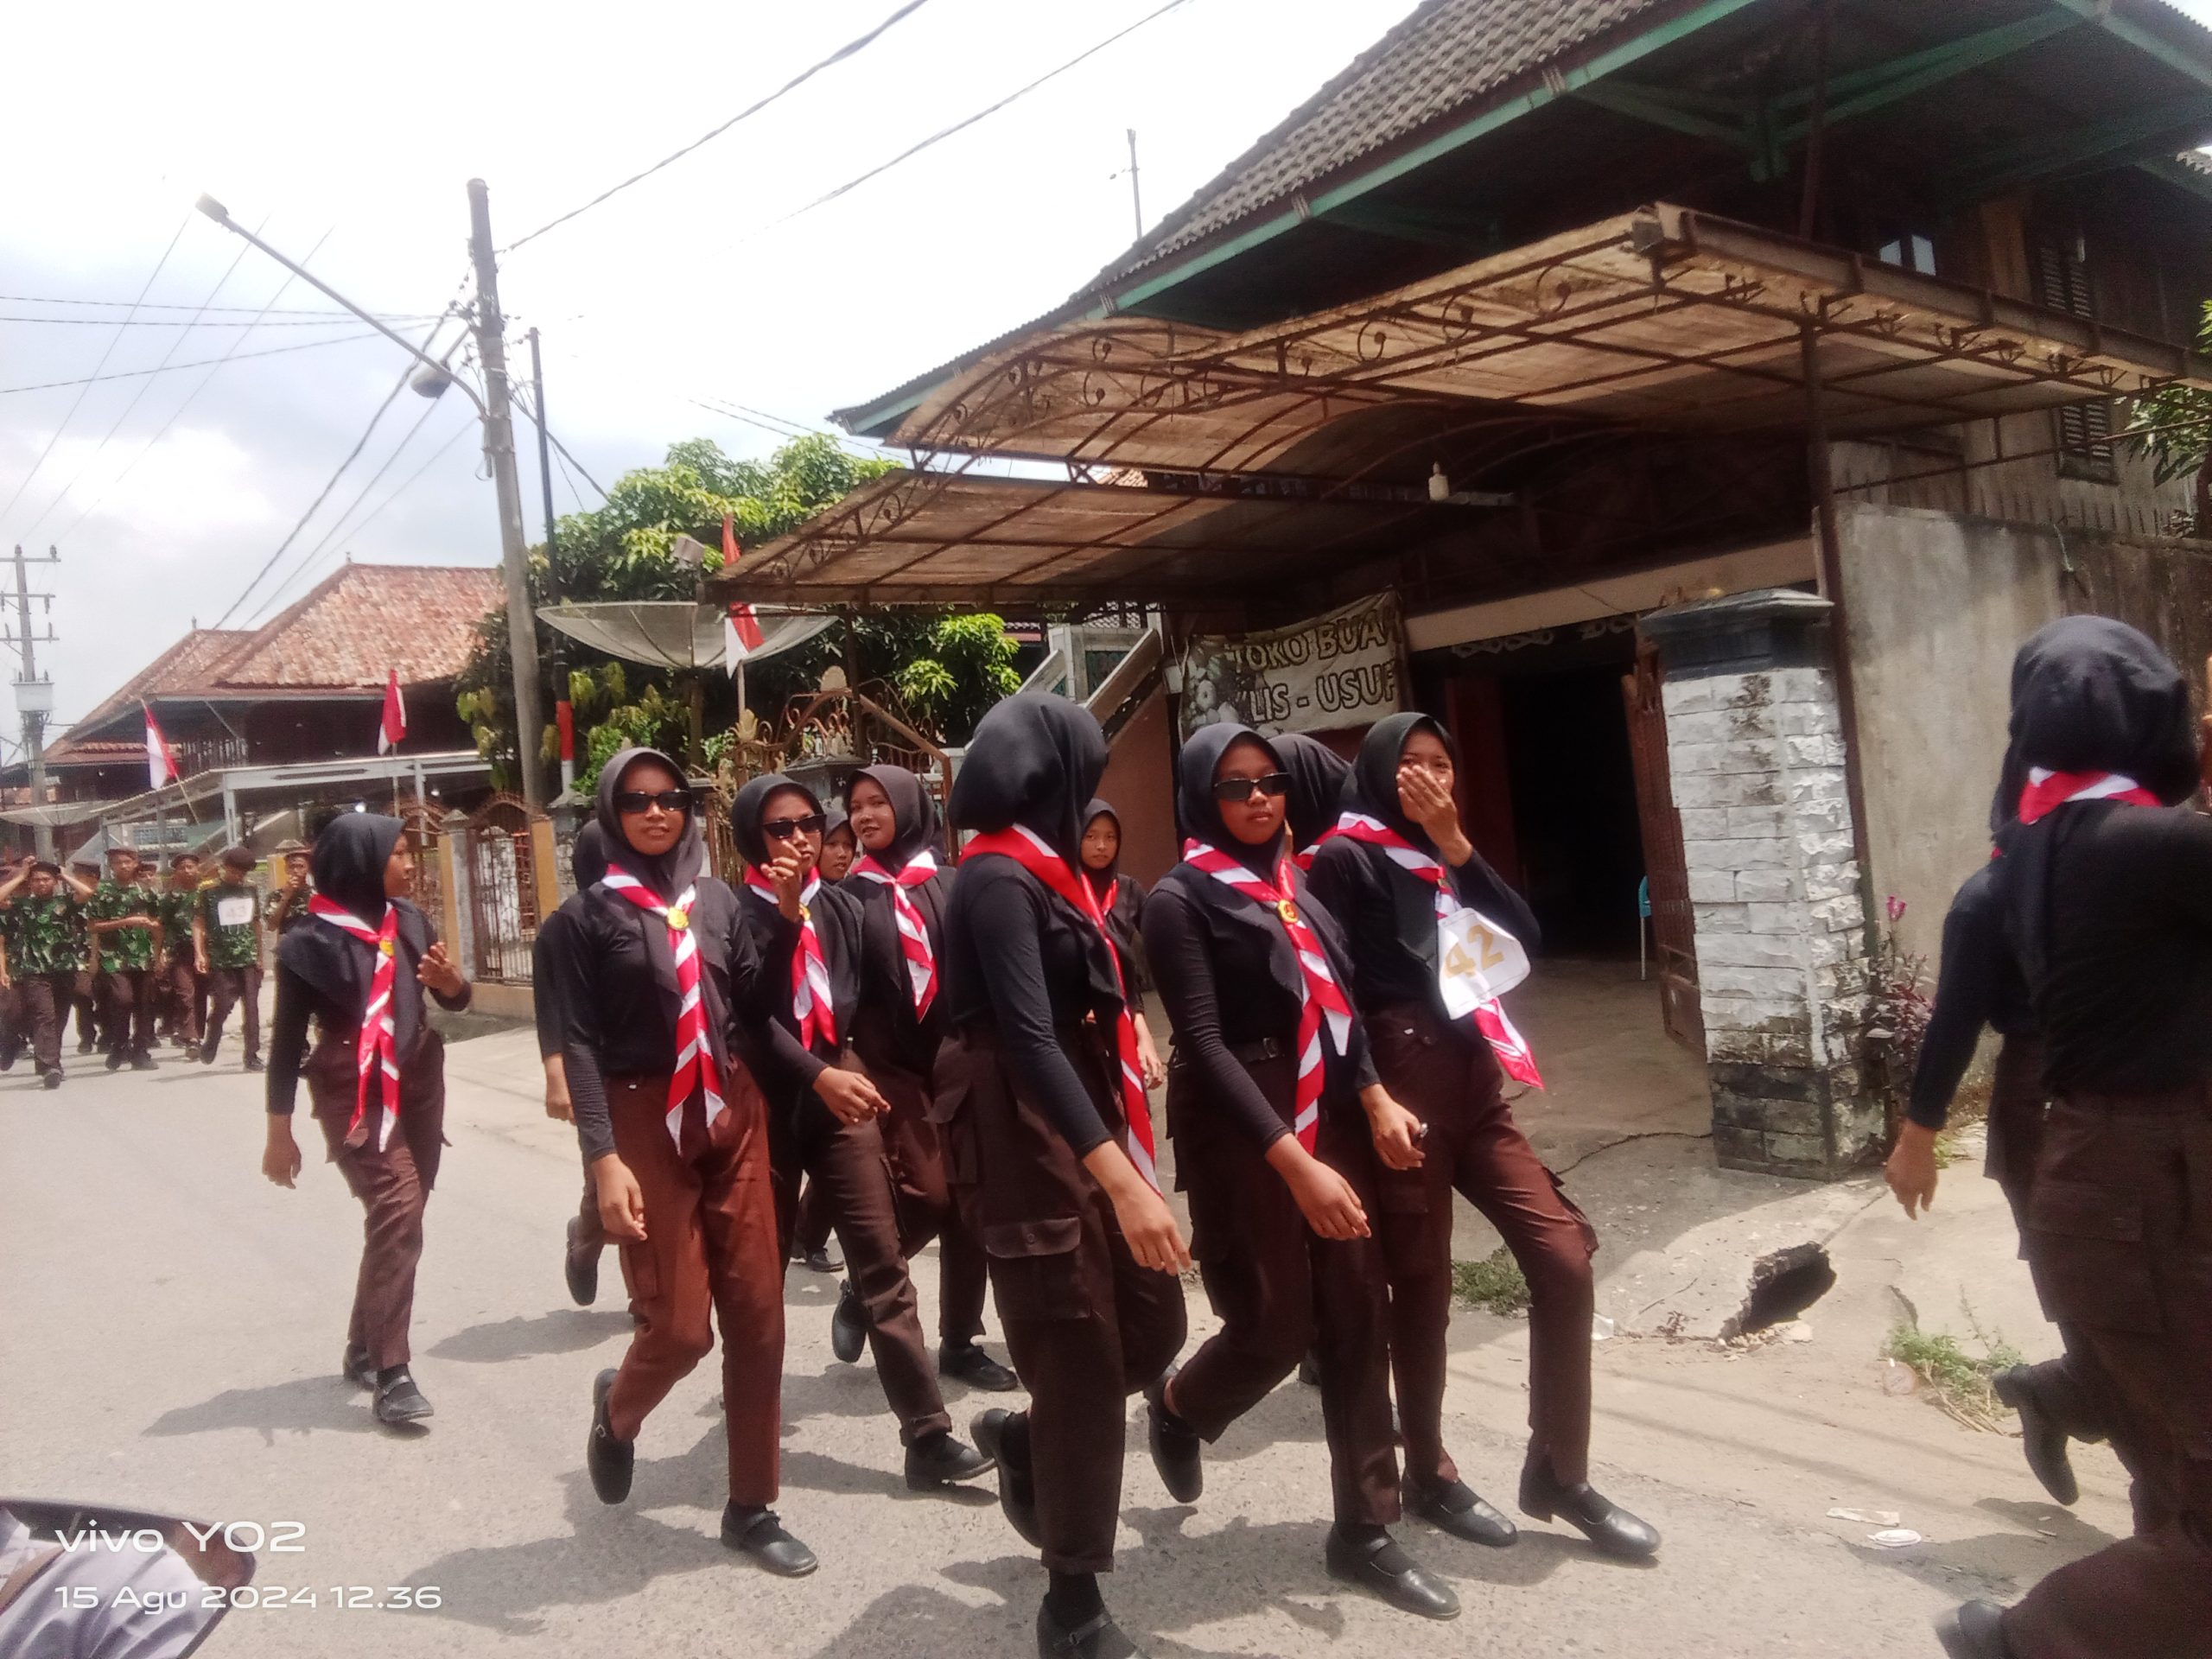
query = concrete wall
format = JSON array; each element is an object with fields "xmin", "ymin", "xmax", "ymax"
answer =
[{"xmin": 1835, "ymin": 504, "xmax": 2063, "ymax": 963}]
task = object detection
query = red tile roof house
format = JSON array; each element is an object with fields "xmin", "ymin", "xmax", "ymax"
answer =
[{"xmin": 3, "ymin": 562, "xmax": 502, "ymax": 836}]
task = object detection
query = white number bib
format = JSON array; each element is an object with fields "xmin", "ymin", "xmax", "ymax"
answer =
[
  {"xmin": 1434, "ymin": 906, "xmax": 1529, "ymax": 1020},
  {"xmin": 215, "ymin": 896, "xmax": 256, "ymax": 928}
]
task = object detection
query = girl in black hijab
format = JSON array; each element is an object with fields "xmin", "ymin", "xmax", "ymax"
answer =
[
  {"xmin": 262, "ymin": 812, "xmax": 469, "ymax": 1428},
  {"xmin": 1079, "ymin": 800, "xmax": 1166, "ymax": 1090},
  {"xmin": 1274, "ymin": 731, "xmax": 1352, "ymax": 862},
  {"xmin": 729, "ymin": 769, "xmax": 993, "ymax": 1497},
  {"xmin": 547, "ymin": 747, "xmax": 814, "ymax": 1577},
  {"xmin": 536, "ymin": 823, "xmax": 609, "ymax": 1308},
  {"xmin": 1140, "ymin": 723, "xmax": 1455, "ymax": 1619},
  {"xmin": 939, "ymin": 692, "xmax": 1189, "ymax": 1659},
  {"xmin": 842, "ymin": 763, "xmax": 1018, "ymax": 1393},
  {"xmin": 1309, "ymin": 711, "xmax": 1658, "ymax": 1560}
]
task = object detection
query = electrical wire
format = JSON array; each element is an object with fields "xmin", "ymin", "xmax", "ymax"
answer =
[
  {"xmin": 0, "ymin": 293, "xmax": 436, "ymax": 318},
  {"xmin": 512, "ymin": 380, "xmax": 608, "ymax": 500},
  {"xmin": 501, "ymin": 0, "xmax": 935, "ymax": 253},
  {"xmin": 0, "ymin": 330, "xmax": 384, "ymax": 396},
  {"xmin": 0, "ymin": 212, "xmax": 193, "ymax": 528},
  {"xmin": 0, "ymin": 313, "xmax": 412, "ymax": 327}
]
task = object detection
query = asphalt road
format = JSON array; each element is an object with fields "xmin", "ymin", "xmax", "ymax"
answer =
[{"xmin": 1, "ymin": 1026, "xmax": 2115, "ymax": 1658}]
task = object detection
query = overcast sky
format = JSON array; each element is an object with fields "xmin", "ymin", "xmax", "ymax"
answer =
[{"xmin": 3, "ymin": 0, "xmax": 2208, "ymax": 736}]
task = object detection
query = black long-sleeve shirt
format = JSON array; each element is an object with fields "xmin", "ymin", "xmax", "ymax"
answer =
[
  {"xmin": 1141, "ymin": 864, "xmax": 1377, "ymax": 1153},
  {"xmin": 531, "ymin": 905, "xmax": 578, "ymax": 1061},
  {"xmin": 1306, "ymin": 836, "xmax": 1541, "ymax": 1018},
  {"xmin": 266, "ymin": 963, "xmax": 471, "ymax": 1117},
  {"xmin": 942, "ymin": 855, "xmax": 1122, "ymax": 1158},
  {"xmin": 2022, "ymin": 804, "xmax": 2212, "ymax": 1096},
  {"xmin": 1907, "ymin": 862, "xmax": 2034, "ymax": 1130},
  {"xmin": 841, "ymin": 867, "xmax": 948, "ymax": 1079},
  {"xmin": 732, "ymin": 883, "xmax": 863, "ymax": 1108}
]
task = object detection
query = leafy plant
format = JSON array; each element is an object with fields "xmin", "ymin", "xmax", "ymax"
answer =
[
  {"xmin": 1864, "ymin": 896, "xmax": 1932, "ymax": 1131},
  {"xmin": 2128, "ymin": 298, "xmax": 2212, "ymax": 532},
  {"xmin": 1885, "ymin": 1302, "xmax": 2024, "ymax": 1433},
  {"xmin": 1452, "ymin": 1248, "xmax": 1532, "ymax": 1317}
]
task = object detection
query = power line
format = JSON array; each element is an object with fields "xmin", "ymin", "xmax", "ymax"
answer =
[
  {"xmin": 0, "ymin": 212, "xmax": 193, "ymax": 529},
  {"xmin": 512, "ymin": 379, "xmax": 608, "ymax": 499},
  {"xmin": 0, "ymin": 293, "xmax": 436, "ymax": 318},
  {"xmin": 0, "ymin": 329, "xmax": 383, "ymax": 396},
  {"xmin": 0, "ymin": 313, "xmax": 420, "ymax": 327},
  {"xmin": 501, "ymin": 0, "xmax": 936, "ymax": 253},
  {"xmin": 283, "ymin": 359, "xmax": 454, "ymax": 580},
  {"xmin": 760, "ymin": 0, "xmax": 1195, "ymax": 234}
]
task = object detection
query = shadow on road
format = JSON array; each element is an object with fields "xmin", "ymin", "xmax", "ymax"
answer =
[
  {"xmin": 1843, "ymin": 1494, "xmax": 2116, "ymax": 1599},
  {"xmin": 426, "ymin": 1309, "xmax": 633, "ymax": 1363},
  {"xmin": 142, "ymin": 1375, "xmax": 384, "ymax": 1445}
]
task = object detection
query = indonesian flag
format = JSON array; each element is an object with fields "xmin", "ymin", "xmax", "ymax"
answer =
[
  {"xmin": 377, "ymin": 669, "xmax": 406, "ymax": 755},
  {"xmin": 723, "ymin": 512, "xmax": 764, "ymax": 673},
  {"xmin": 143, "ymin": 702, "xmax": 180, "ymax": 789}
]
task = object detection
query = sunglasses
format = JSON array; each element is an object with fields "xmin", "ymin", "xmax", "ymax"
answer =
[
  {"xmin": 763, "ymin": 813, "xmax": 828, "ymax": 841},
  {"xmin": 1212, "ymin": 772, "xmax": 1293, "ymax": 804},
  {"xmin": 615, "ymin": 789, "xmax": 692, "ymax": 814}
]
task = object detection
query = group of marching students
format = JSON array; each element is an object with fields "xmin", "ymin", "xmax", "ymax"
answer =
[
  {"xmin": 0, "ymin": 837, "xmax": 308, "ymax": 1087},
  {"xmin": 258, "ymin": 690, "xmax": 1661, "ymax": 1659}
]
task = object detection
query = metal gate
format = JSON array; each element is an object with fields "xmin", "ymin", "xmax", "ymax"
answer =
[
  {"xmin": 1622, "ymin": 648, "xmax": 1703, "ymax": 1052},
  {"xmin": 466, "ymin": 794, "xmax": 537, "ymax": 984},
  {"xmin": 397, "ymin": 798, "xmax": 446, "ymax": 934}
]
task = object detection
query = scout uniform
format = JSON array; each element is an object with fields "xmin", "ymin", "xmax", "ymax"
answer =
[
  {"xmin": 4, "ymin": 880, "xmax": 86, "ymax": 1084},
  {"xmin": 159, "ymin": 869, "xmax": 203, "ymax": 1049},
  {"xmin": 263, "ymin": 839, "xmax": 313, "ymax": 938},
  {"xmin": 85, "ymin": 865, "xmax": 161, "ymax": 1068},
  {"xmin": 198, "ymin": 858, "xmax": 265, "ymax": 1068}
]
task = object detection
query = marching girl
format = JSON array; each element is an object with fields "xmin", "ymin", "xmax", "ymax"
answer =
[
  {"xmin": 940, "ymin": 693, "xmax": 1189, "ymax": 1659},
  {"xmin": 548, "ymin": 749, "xmax": 812, "ymax": 1575},
  {"xmin": 1077, "ymin": 800, "xmax": 1167, "ymax": 1091},
  {"xmin": 261, "ymin": 814, "xmax": 470, "ymax": 1428},
  {"xmin": 1274, "ymin": 733, "xmax": 1351, "ymax": 865},
  {"xmin": 1139, "ymin": 723, "xmax": 1456, "ymax": 1618},
  {"xmin": 730, "ymin": 772, "xmax": 994, "ymax": 1492},
  {"xmin": 1307, "ymin": 713, "xmax": 1659, "ymax": 1559},
  {"xmin": 842, "ymin": 764, "xmax": 1019, "ymax": 1393}
]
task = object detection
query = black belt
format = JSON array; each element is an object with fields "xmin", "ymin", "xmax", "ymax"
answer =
[{"xmin": 1170, "ymin": 1035, "xmax": 1288, "ymax": 1068}]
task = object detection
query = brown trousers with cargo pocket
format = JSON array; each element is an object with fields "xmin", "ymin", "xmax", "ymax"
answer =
[
  {"xmin": 853, "ymin": 1050, "xmax": 991, "ymax": 1348},
  {"xmin": 2001, "ymin": 1085, "xmax": 2212, "ymax": 1659},
  {"xmin": 939, "ymin": 1022, "xmax": 1187, "ymax": 1574}
]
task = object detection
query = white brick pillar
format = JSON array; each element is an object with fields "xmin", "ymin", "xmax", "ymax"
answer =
[{"xmin": 1641, "ymin": 589, "xmax": 1881, "ymax": 1180}]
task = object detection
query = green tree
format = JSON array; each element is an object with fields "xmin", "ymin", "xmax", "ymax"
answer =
[{"xmin": 2129, "ymin": 297, "xmax": 2212, "ymax": 531}]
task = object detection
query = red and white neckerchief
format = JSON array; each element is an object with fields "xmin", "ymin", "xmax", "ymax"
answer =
[
  {"xmin": 962, "ymin": 823, "xmax": 1159, "ymax": 1191},
  {"xmin": 1321, "ymin": 811, "xmax": 1544, "ymax": 1089},
  {"xmin": 308, "ymin": 894, "xmax": 402, "ymax": 1150},
  {"xmin": 742, "ymin": 868, "xmax": 836, "ymax": 1050},
  {"xmin": 1181, "ymin": 841, "xmax": 1354, "ymax": 1152},
  {"xmin": 601, "ymin": 864, "xmax": 726, "ymax": 1144},
  {"xmin": 2016, "ymin": 767, "xmax": 2158, "ymax": 825},
  {"xmin": 850, "ymin": 849, "xmax": 938, "ymax": 1016}
]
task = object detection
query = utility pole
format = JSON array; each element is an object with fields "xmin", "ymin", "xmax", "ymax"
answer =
[
  {"xmin": 525, "ymin": 327, "xmax": 574, "ymax": 800},
  {"xmin": 467, "ymin": 179, "xmax": 547, "ymax": 814},
  {"xmin": 10, "ymin": 544, "xmax": 58, "ymax": 861},
  {"xmin": 1126, "ymin": 129, "xmax": 1143, "ymax": 240}
]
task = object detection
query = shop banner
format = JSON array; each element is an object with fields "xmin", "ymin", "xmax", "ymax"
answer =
[{"xmin": 1179, "ymin": 594, "xmax": 1403, "ymax": 738}]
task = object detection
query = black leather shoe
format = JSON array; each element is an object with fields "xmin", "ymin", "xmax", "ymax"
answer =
[
  {"xmin": 972, "ymin": 1408, "xmax": 1042, "ymax": 1546},
  {"xmin": 940, "ymin": 1341, "xmax": 1020, "ymax": 1393},
  {"xmin": 1298, "ymin": 1350, "xmax": 1321, "ymax": 1387},
  {"xmin": 41, "ymin": 1070, "xmax": 62, "ymax": 1090},
  {"xmin": 830, "ymin": 1281, "xmax": 868, "ymax": 1363},
  {"xmin": 1036, "ymin": 1599, "xmax": 1147, "ymax": 1657},
  {"xmin": 721, "ymin": 1504, "xmax": 817, "ymax": 1576},
  {"xmin": 1325, "ymin": 1526, "xmax": 1460, "ymax": 1619},
  {"xmin": 1936, "ymin": 1599, "xmax": 2013, "ymax": 1658},
  {"xmin": 244, "ymin": 1055, "xmax": 264, "ymax": 1072},
  {"xmin": 802, "ymin": 1244, "xmax": 842, "ymax": 1273},
  {"xmin": 372, "ymin": 1370, "xmax": 434, "ymax": 1426},
  {"xmin": 342, "ymin": 1346, "xmax": 378, "ymax": 1391},
  {"xmin": 1992, "ymin": 1366, "xmax": 2079, "ymax": 1507},
  {"xmin": 1519, "ymin": 1460, "xmax": 1659, "ymax": 1559},
  {"xmin": 1144, "ymin": 1370, "xmax": 1203, "ymax": 1503},
  {"xmin": 197, "ymin": 1042, "xmax": 217, "ymax": 1065},
  {"xmin": 105, "ymin": 1051, "xmax": 124, "ymax": 1071},
  {"xmin": 1411, "ymin": 1477, "xmax": 1518, "ymax": 1547},
  {"xmin": 563, "ymin": 1216, "xmax": 600, "ymax": 1308},
  {"xmin": 587, "ymin": 1368, "xmax": 633, "ymax": 1504},
  {"xmin": 905, "ymin": 1431, "xmax": 994, "ymax": 1490}
]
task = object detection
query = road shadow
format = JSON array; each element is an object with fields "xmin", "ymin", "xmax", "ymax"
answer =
[
  {"xmin": 426, "ymin": 1309, "xmax": 632, "ymax": 1363},
  {"xmin": 1844, "ymin": 1496, "xmax": 2118, "ymax": 1599},
  {"xmin": 142, "ymin": 1375, "xmax": 385, "ymax": 1445}
]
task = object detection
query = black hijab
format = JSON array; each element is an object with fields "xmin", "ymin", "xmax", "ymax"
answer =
[
  {"xmin": 594, "ymin": 747, "xmax": 704, "ymax": 902},
  {"xmin": 848, "ymin": 764, "xmax": 936, "ymax": 871},
  {"xmin": 1081, "ymin": 799, "xmax": 1122, "ymax": 901},
  {"xmin": 570, "ymin": 822, "xmax": 609, "ymax": 893},
  {"xmin": 732, "ymin": 772, "xmax": 823, "ymax": 874},
  {"xmin": 276, "ymin": 812, "xmax": 429, "ymax": 1055},
  {"xmin": 1996, "ymin": 619, "xmax": 2199, "ymax": 987},
  {"xmin": 1177, "ymin": 723, "xmax": 1287, "ymax": 876},
  {"xmin": 949, "ymin": 692, "xmax": 1107, "ymax": 859},
  {"xmin": 1274, "ymin": 732, "xmax": 1351, "ymax": 852},
  {"xmin": 1346, "ymin": 711, "xmax": 1454, "ymax": 853}
]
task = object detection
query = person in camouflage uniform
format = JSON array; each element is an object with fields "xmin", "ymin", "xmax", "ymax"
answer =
[
  {"xmin": 67, "ymin": 859, "xmax": 100, "ymax": 1052},
  {"xmin": 86, "ymin": 843, "xmax": 162, "ymax": 1070},
  {"xmin": 263, "ymin": 838, "xmax": 312, "ymax": 938},
  {"xmin": 158, "ymin": 852, "xmax": 205, "ymax": 1050},
  {"xmin": 0, "ymin": 855, "xmax": 97, "ymax": 1086},
  {"xmin": 195, "ymin": 844, "xmax": 265, "ymax": 1070}
]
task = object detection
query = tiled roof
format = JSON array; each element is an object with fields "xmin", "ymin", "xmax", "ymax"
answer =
[
  {"xmin": 1103, "ymin": 0, "xmax": 1672, "ymax": 278},
  {"xmin": 213, "ymin": 562, "xmax": 500, "ymax": 690}
]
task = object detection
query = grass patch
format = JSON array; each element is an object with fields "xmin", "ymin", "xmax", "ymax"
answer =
[
  {"xmin": 1885, "ymin": 1303, "xmax": 2024, "ymax": 1432},
  {"xmin": 1933, "ymin": 1130, "xmax": 1965, "ymax": 1170},
  {"xmin": 1452, "ymin": 1249, "xmax": 1530, "ymax": 1317}
]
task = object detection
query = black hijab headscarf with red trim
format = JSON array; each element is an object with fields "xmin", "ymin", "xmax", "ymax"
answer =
[
  {"xmin": 849, "ymin": 764, "xmax": 937, "ymax": 871},
  {"xmin": 1176, "ymin": 722, "xmax": 1287, "ymax": 877},
  {"xmin": 1274, "ymin": 732, "xmax": 1351, "ymax": 853},
  {"xmin": 950, "ymin": 692, "xmax": 1107, "ymax": 860}
]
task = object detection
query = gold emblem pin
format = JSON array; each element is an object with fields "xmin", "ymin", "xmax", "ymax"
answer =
[
  {"xmin": 798, "ymin": 903, "xmax": 810, "ymax": 923},
  {"xmin": 1277, "ymin": 899, "xmax": 1299, "ymax": 925},
  {"xmin": 668, "ymin": 906, "xmax": 689, "ymax": 929},
  {"xmin": 379, "ymin": 938, "xmax": 395, "ymax": 957}
]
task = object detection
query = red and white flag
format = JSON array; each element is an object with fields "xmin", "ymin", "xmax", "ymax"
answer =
[
  {"xmin": 377, "ymin": 669, "xmax": 407, "ymax": 755},
  {"xmin": 143, "ymin": 702, "xmax": 180, "ymax": 789},
  {"xmin": 722, "ymin": 512, "xmax": 764, "ymax": 673}
]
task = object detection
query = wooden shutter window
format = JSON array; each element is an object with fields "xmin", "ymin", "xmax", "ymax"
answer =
[{"xmin": 2034, "ymin": 228, "xmax": 2117, "ymax": 482}]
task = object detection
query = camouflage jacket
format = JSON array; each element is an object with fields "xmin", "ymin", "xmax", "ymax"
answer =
[
  {"xmin": 200, "ymin": 882, "xmax": 262, "ymax": 971},
  {"xmin": 4, "ymin": 893, "xmax": 84, "ymax": 977},
  {"xmin": 84, "ymin": 880, "xmax": 159, "ymax": 973},
  {"xmin": 263, "ymin": 882, "xmax": 312, "ymax": 936},
  {"xmin": 160, "ymin": 888, "xmax": 200, "ymax": 952}
]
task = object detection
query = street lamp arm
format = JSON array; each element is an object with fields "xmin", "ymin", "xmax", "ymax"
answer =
[{"xmin": 194, "ymin": 195, "xmax": 487, "ymax": 416}]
